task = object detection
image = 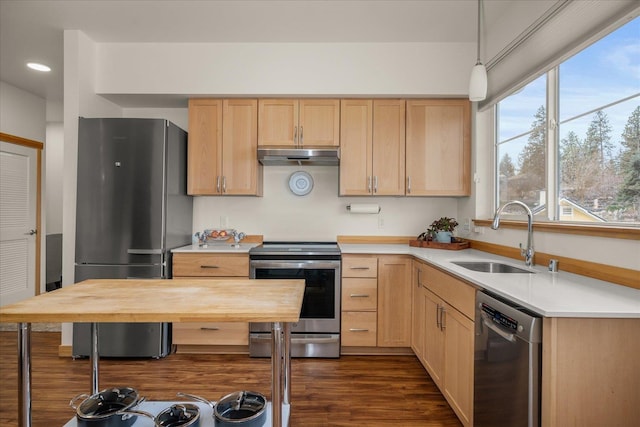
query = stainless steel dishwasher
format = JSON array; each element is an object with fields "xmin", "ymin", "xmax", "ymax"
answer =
[{"xmin": 474, "ymin": 291, "xmax": 542, "ymax": 427}]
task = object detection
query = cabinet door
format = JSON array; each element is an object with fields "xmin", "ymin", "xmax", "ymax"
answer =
[
  {"xmin": 222, "ymin": 99, "xmax": 261, "ymax": 195},
  {"xmin": 442, "ymin": 305, "xmax": 474, "ymax": 426},
  {"xmin": 406, "ymin": 99, "xmax": 470, "ymax": 196},
  {"xmin": 377, "ymin": 255, "xmax": 412, "ymax": 347},
  {"xmin": 299, "ymin": 99, "xmax": 340, "ymax": 147},
  {"xmin": 423, "ymin": 287, "xmax": 445, "ymax": 387},
  {"xmin": 372, "ymin": 99, "xmax": 405, "ymax": 195},
  {"xmin": 339, "ymin": 99, "xmax": 373, "ymax": 195},
  {"xmin": 258, "ymin": 99, "xmax": 298, "ymax": 146},
  {"xmin": 188, "ymin": 99, "xmax": 222, "ymax": 195},
  {"xmin": 411, "ymin": 261, "xmax": 426, "ymax": 361}
]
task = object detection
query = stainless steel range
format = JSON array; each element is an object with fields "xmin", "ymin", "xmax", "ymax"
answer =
[{"xmin": 249, "ymin": 242, "xmax": 341, "ymax": 358}]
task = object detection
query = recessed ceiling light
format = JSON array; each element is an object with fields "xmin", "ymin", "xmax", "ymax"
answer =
[{"xmin": 27, "ymin": 62, "xmax": 51, "ymax": 72}]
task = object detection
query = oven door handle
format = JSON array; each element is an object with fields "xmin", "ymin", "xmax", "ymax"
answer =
[
  {"xmin": 251, "ymin": 335, "xmax": 339, "ymax": 344},
  {"xmin": 481, "ymin": 312, "xmax": 516, "ymax": 342}
]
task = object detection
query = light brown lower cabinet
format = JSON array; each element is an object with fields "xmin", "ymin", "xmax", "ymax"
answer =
[
  {"xmin": 172, "ymin": 253, "xmax": 249, "ymax": 352},
  {"xmin": 340, "ymin": 255, "xmax": 412, "ymax": 351},
  {"xmin": 542, "ymin": 317, "xmax": 640, "ymax": 426},
  {"xmin": 412, "ymin": 260, "xmax": 475, "ymax": 427}
]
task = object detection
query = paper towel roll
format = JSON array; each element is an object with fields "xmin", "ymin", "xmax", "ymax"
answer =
[{"xmin": 347, "ymin": 203, "xmax": 381, "ymax": 214}]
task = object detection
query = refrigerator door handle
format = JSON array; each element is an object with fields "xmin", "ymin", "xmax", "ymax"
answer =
[{"xmin": 127, "ymin": 249, "xmax": 163, "ymax": 255}]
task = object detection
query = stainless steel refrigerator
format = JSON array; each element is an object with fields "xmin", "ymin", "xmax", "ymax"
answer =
[{"xmin": 73, "ymin": 117, "xmax": 192, "ymax": 358}]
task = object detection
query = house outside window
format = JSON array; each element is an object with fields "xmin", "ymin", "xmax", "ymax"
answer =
[{"xmin": 495, "ymin": 17, "xmax": 640, "ymax": 225}]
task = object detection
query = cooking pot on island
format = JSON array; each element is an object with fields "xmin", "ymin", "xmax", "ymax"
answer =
[
  {"xmin": 118, "ymin": 403, "xmax": 200, "ymax": 427},
  {"xmin": 177, "ymin": 391, "xmax": 266, "ymax": 427},
  {"xmin": 69, "ymin": 386, "xmax": 142, "ymax": 427}
]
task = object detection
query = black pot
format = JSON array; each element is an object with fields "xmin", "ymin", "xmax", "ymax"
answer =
[
  {"xmin": 119, "ymin": 403, "xmax": 200, "ymax": 427},
  {"xmin": 70, "ymin": 387, "xmax": 142, "ymax": 427},
  {"xmin": 214, "ymin": 391, "xmax": 266, "ymax": 427}
]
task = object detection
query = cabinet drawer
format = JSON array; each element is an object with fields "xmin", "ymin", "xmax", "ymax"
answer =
[
  {"xmin": 341, "ymin": 311, "xmax": 377, "ymax": 346},
  {"xmin": 173, "ymin": 253, "xmax": 249, "ymax": 277},
  {"xmin": 342, "ymin": 256, "xmax": 378, "ymax": 278},
  {"xmin": 342, "ymin": 278, "xmax": 377, "ymax": 311},
  {"xmin": 173, "ymin": 322, "xmax": 248, "ymax": 345}
]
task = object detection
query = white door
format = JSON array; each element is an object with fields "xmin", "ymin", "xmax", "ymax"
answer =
[{"xmin": 0, "ymin": 141, "xmax": 37, "ymax": 306}]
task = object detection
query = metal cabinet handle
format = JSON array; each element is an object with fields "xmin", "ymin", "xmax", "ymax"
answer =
[
  {"xmin": 200, "ymin": 327, "xmax": 220, "ymax": 331},
  {"xmin": 440, "ymin": 307, "xmax": 446, "ymax": 331},
  {"xmin": 200, "ymin": 265, "xmax": 220, "ymax": 269},
  {"xmin": 294, "ymin": 126, "xmax": 298, "ymax": 146},
  {"xmin": 416, "ymin": 268, "xmax": 421, "ymax": 288},
  {"xmin": 349, "ymin": 266, "xmax": 370, "ymax": 270},
  {"xmin": 436, "ymin": 304, "xmax": 441, "ymax": 329},
  {"xmin": 407, "ymin": 176, "xmax": 411, "ymax": 194},
  {"xmin": 222, "ymin": 176, "xmax": 226, "ymax": 193},
  {"xmin": 216, "ymin": 176, "xmax": 221, "ymax": 193},
  {"xmin": 367, "ymin": 176, "xmax": 372, "ymax": 193},
  {"xmin": 300, "ymin": 125, "xmax": 303, "ymax": 146},
  {"xmin": 24, "ymin": 229, "xmax": 37, "ymax": 235},
  {"xmin": 350, "ymin": 294, "xmax": 370, "ymax": 298},
  {"xmin": 349, "ymin": 328, "xmax": 369, "ymax": 332},
  {"xmin": 373, "ymin": 176, "xmax": 378, "ymax": 193}
]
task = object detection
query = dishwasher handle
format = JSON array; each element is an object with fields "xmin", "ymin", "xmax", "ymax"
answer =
[{"xmin": 481, "ymin": 312, "xmax": 516, "ymax": 342}]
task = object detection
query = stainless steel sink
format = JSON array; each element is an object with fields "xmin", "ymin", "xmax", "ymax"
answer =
[{"xmin": 452, "ymin": 261, "xmax": 535, "ymax": 274}]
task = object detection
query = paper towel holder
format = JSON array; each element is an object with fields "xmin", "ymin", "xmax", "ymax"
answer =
[{"xmin": 346, "ymin": 204, "xmax": 381, "ymax": 214}]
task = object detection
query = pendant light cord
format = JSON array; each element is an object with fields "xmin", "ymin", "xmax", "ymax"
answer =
[{"xmin": 476, "ymin": 0, "xmax": 482, "ymax": 65}]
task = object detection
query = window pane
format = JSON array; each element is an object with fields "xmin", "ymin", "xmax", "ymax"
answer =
[
  {"xmin": 559, "ymin": 17, "xmax": 640, "ymax": 224},
  {"xmin": 498, "ymin": 75, "xmax": 547, "ymax": 142},
  {"xmin": 497, "ymin": 74, "xmax": 547, "ymax": 215},
  {"xmin": 497, "ymin": 132, "xmax": 546, "ymax": 213}
]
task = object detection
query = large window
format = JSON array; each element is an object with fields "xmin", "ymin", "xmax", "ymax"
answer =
[{"xmin": 496, "ymin": 17, "xmax": 640, "ymax": 225}]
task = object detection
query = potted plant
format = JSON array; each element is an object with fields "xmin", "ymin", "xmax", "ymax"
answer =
[{"xmin": 427, "ymin": 217, "xmax": 458, "ymax": 243}]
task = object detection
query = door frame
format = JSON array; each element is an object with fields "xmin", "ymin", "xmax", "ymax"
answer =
[{"xmin": 0, "ymin": 132, "xmax": 43, "ymax": 296}]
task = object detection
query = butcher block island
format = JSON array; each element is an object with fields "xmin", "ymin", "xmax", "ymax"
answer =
[{"xmin": 0, "ymin": 278, "xmax": 305, "ymax": 427}]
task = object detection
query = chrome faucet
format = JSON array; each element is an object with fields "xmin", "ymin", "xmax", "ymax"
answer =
[{"xmin": 491, "ymin": 200, "xmax": 535, "ymax": 267}]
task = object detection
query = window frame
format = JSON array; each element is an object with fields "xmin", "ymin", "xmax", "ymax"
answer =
[{"xmin": 491, "ymin": 25, "xmax": 640, "ymax": 236}]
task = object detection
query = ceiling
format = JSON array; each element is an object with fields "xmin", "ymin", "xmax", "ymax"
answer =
[{"xmin": 0, "ymin": 0, "xmax": 516, "ymax": 104}]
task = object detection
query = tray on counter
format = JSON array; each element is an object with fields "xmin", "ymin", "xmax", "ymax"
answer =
[{"xmin": 409, "ymin": 238, "xmax": 470, "ymax": 250}]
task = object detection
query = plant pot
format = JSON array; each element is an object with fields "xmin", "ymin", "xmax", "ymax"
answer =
[{"xmin": 435, "ymin": 231, "xmax": 453, "ymax": 243}]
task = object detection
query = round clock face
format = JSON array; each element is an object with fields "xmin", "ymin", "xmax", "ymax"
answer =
[{"xmin": 288, "ymin": 171, "xmax": 314, "ymax": 196}]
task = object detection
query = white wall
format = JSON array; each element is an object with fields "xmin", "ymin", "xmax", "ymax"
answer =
[
  {"xmin": 97, "ymin": 42, "xmax": 475, "ymax": 97},
  {"xmin": 194, "ymin": 166, "xmax": 457, "ymax": 240},
  {"xmin": 0, "ymin": 81, "xmax": 46, "ymax": 141}
]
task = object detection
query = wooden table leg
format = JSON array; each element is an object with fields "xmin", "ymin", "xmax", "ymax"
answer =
[{"xmin": 18, "ymin": 322, "xmax": 32, "ymax": 427}]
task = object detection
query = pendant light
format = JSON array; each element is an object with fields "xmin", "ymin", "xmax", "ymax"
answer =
[{"xmin": 469, "ymin": 0, "xmax": 487, "ymax": 101}]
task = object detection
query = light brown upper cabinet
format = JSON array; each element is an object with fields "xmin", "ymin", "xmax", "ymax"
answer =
[
  {"xmin": 339, "ymin": 99, "xmax": 405, "ymax": 196},
  {"xmin": 188, "ymin": 99, "xmax": 262, "ymax": 196},
  {"xmin": 258, "ymin": 99, "xmax": 340, "ymax": 147},
  {"xmin": 406, "ymin": 99, "xmax": 471, "ymax": 196}
]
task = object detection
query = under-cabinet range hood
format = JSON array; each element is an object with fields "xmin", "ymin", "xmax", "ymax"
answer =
[{"xmin": 257, "ymin": 147, "xmax": 340, "ymax": 166}]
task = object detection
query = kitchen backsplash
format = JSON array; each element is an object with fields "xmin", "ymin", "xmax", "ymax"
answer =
[{"xmin": 193, "ymin": 165, "xmax": 459, "ymax": 241}]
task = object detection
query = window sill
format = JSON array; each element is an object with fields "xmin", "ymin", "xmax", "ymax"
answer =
[{"xmin": 472, "ymin": 219, "xmax": 640, "ymax": 240}]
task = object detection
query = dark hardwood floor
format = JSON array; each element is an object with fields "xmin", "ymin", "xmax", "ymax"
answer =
[{"xmin": 0, "ymin": 331, "xmax": 462, "ymax": 426}]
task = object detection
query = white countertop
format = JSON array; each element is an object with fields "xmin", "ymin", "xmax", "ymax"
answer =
[
  {"xmin": 172, "ymin": 243, "xmax": 260, "ymax": 253},
  {"xmin": 340, "ymin": 244, "xmax": 640, "ymax": 318}
]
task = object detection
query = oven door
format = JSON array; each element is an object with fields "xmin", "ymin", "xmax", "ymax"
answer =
[{"xmin": 249, "ymin": 259, "xmax": 341, "ymax": 334}]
